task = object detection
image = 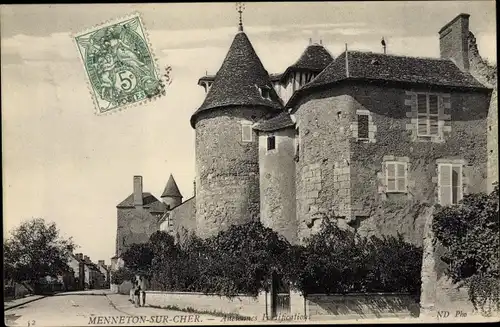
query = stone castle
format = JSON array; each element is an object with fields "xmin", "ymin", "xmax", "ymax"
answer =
[{"xmin": 113, "ymin": 13, "xmax": 497, "ymax": 262}]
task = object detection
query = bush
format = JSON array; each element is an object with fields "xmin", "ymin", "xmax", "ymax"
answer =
[
  {"xmin": 111, "ymin": 267, "xmax": 134, "ymax": 285},
  {"xmin": 288, "ymin": 219, "xmax": 422, "ymax": 295},
  {"xmin": 139, "ymin": 219, "xmax": 422, "ymax": 298},
  {"xmin": 432, "ymin": 186, "xmax": 499, "ymax": 314}
]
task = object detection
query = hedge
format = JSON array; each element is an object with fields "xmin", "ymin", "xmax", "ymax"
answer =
[{"xmin": 121, "ymin": 216, "xmax": 422, "ymax": 297}]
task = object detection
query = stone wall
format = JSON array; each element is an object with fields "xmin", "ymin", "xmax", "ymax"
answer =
[
  {"xmin": 194, "ymin": 107, "xmax": 268, "ymax": 239},
  {"xmin": 292, "ymin": 86, "xmax": 353, "ymax": 242},
  {"xmin": 258, "ymin": 128, "xmax": 297, "ymax": 244},
  {"xmin": 347, "ymin": 84, "xmax": 490, "ymax": 246},
  {"xmin": 303, "ymin": 293, "xmax": 420, "ymax": 321},
  {"xmin": 468, "ymin": 31, "xmax": 498, "ymax": 193},
  {"xmin": 116, "ymin": 208, "xmax": 160, "ymax": 255},
  {"xmin": 169, "ymin": 197, "xmax": 196, "ymax": 244},
  {"xmin": 145, "ymin": 291, "xmax": 268, "ymax": 318},
  {"xmin": 419, "ymin": 207, "xmax": 476, "ymax": 319}
]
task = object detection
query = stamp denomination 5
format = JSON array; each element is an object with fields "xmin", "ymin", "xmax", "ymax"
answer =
[{"xmin": 74, "ymin": 14, "xmax": 161, "ymax": 114}]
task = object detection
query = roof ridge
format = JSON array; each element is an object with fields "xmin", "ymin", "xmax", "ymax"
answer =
[{"xmin": 342, "ymin": 50, "xmax": 451, "ymax": 62}]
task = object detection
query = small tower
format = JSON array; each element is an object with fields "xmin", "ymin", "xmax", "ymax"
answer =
[
  {"xmin": 278, "ymin": 40, "xmax": 334, "ymax": 103},
  {"xmin": 191, "ymin": 4, "xmax": 283, "ymax": 238},
  {"xmin": 161, "ymin": 174, "xmax": 183, "ymax": 210}
]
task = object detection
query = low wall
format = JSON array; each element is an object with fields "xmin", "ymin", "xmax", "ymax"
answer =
[
  {"xmin": 110, "ymin": 281, "xmax": 134, "ymax": 295},
  {"xmin": 304, "ymin": 293, "xmax": 420, "ymax": 321},
  {"xmin": 145, "ymin": 291, "xmax": 268, "ymax": 318}
]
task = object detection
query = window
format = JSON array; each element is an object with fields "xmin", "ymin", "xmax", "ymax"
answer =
[
  {"xmin": 267, "ymin": 135, "xmax": 276, "ymax": 151},
  {"xmin": 438, "ymin": 163, "xmax": 463, "ymax": 205},
  {"xmin": 417, "ymin": 93, "xmax": 439, "ymax": 136},
  {"xmin": 357, "ymin": 114, "xmax": 369, "ymax": 139},
  {"xmin": 294, "ymin": 127, "xmax": 300, "ymax": 161},
  {"xmin": 242, "ymin": 123, "xmax": 252, "ymax": 142},
  {"xmin": 386, "ymin": 161, "xmax": 407, "ymax": 193}
]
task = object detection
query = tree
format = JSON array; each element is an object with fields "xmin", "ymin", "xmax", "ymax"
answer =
[
  {"xmin": 4, "ymin": 218, "xmax": 76, "ymax": 284},
  {"xmin": 203, "ymin": 221, "xmax": 292, "ymax": 297},
  {"xmin": 432, "ymin": 186, "xmax": 499, "ymax": 315},
  {"xmin": 288, "ymin": 216, "xmax": 422, "ymax": 295},
  {"xmin": 121, "ymin": 243, "xmax": 154, "ymax": 277},
  {"xmin": 111, "ymin": 267, "xmax": 134, "ymax": 285}
]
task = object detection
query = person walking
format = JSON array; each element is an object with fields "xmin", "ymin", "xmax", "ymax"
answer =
[
  {"xmin": 139, "ymin": 275, "xmax": 148, "ymax": 307},
  {"xmin": 129, "ymin": 281, "xmax": 135, "ymax": 303},
  {"xmin": 134, "ymin": 281, "xmax": 141, "ymax": 308}
]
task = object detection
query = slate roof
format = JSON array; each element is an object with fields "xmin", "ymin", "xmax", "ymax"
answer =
[
  {"xmin": 117, "ymin": 193, "xmax": 166, "ymax": 213},
  {"xmin": 190, "ymin": 31, "xmax": 282, "ymax": 127},
  {"xmin": 288, "ymin": 44, "xmax": 334, "ymax": 72},
  {"xmin": 288, "ymin": 51, "xmax": 490, "ymax": 107},
  {"xmin": 161, "ymin": 175, "xmax": 182, "ymax": 198},
  {"xmin": 253, "ymin": 111, "xmax": 295, "ymax": 132}
]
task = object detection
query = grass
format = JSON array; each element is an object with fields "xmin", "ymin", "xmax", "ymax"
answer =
[{"xmin": 148, "ymin": 304, "xmax": 252, "ymax": 320}]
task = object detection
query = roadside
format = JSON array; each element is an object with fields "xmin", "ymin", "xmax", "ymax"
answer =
[
  {"xmin": 105, "ymin": 293, "xmax": 221, "ymax": 323},
  {"xmin": 4, "ymin": 295, "xmax": 46, "ymax": 310}
]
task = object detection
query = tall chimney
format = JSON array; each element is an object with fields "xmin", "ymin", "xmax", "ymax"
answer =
[
  {"xmin": 133, "ymin": 176, "xmax": 143, "ymax": 207},
  {"xmin": 439, "ymin": 13, "xmax": 470, "ymax": 71}
]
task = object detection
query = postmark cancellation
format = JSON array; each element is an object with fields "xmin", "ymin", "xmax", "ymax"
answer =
[{"xmin": 74, "ymin": 14, "xmax": 162, "ymax": 115}]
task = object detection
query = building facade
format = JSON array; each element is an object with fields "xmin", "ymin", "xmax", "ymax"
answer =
[{"xmin": 113, "ymin": 13, "xmax": 496, "ymax": 258}]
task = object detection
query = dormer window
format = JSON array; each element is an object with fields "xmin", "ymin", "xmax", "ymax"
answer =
[{"xmin": 259, "ymin": 86, "xmax": 271, "ymax": 100}]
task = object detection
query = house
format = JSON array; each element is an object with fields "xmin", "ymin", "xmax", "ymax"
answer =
[{"xmin": 112, "ymin": 12, "xmax": 496, "ymax": 257}]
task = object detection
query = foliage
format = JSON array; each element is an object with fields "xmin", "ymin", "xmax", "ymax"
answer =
[
  {"xmin": 111, "ymin": 267, "xmax": 135, "ymax": 285},
  {"xmin": 4, "ymin": 218, "xmax": 76, "ymax": 284},
  {"xmin": 288, "ymin": 218, "xmax": 422, "ymax": 295},
  {"xmin": 138, "ymin": 219, "xmax": 422, "ymax": 298},
  {"xmin": 432, "ymin": 186, "xmax": 499, "ymax": 314},
  {"xmin": 121, "ymin": 242, "xmax": 154, "ymax": 277}
]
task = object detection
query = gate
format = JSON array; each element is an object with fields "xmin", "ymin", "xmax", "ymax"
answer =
[{"xmin": 270, "ymin": 272, "xmax": 290, "ymax": 318}]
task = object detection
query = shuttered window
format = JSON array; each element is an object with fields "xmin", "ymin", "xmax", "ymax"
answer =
[
  {"xmin": 241, "ymin": 123, "xmax": 253, "ymax": 142},
  {"xmin": 417, "ymin": 93, "xmax": 440, "ymax": 136},
  {"xmin": 438, "ymin": 163, "xmax": 463, "ymax": 205},
  {"xmin": 386, "ymin": 161, "xmax": 407, "ymax": 193},
  {"xmin": 357, "ymin": 114, "xmax": 369, "ymax": 139}
]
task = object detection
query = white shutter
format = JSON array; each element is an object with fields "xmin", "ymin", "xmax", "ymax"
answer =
[
  {"xmin": 439, "ymin": 164, "xmax": 452, "ymax": 206},
  {"xmin": 429, "ymin": 95, "xmax": 439, "ymax": 115},
  {"xmin": 386, "ymin": 162, "xmax": 396, "ymax": 192},
  {"xmin": 452, "ymin": 166, "xmax": 463, "ymax": 204},
  {"xmin": 417, "ymin": 94, "xmax": 428, "ymax": 136},
  {"xmin": 396, "ymin": 163, "xmax": 406, "ymax": 192}
]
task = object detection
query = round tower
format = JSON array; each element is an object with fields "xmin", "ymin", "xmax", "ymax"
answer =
[
  {"xmin": 254, "ymin": 111, "xmax": 298, "ymax": 244},
  {"xmin": 191, "ymin": 22, "xmax": 282, "ymax": 238},
  {"xmin": 161, "ymin": 174, "xmax": 183, "ymax": 210}
]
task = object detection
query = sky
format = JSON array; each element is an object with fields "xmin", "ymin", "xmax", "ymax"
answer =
[{"xmin": 1, "ymin": 2, "xmax": 496, "ymax": 264}]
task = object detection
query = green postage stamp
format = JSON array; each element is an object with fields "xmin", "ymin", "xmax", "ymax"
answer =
[{"xmin": 74, "ymin": 14, "xmax": 161, "ymax": 114}]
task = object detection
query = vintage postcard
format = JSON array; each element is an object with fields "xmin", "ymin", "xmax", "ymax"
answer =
[{"xmin": 2, "ymin": 2, "xmax": 498, "ymax": 326}]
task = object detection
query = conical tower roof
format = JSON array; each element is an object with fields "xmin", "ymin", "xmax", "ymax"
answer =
[
  {"xmin": 281, "ymin": 43, "xmax": 334, "ymax": 81},
  {"xmin": 161, "ymin": 174, "xmax": 182, "ymax": 198},
  {"xmin": 190, "ymin": 31, "xmax": 282, "ymax": 127}
]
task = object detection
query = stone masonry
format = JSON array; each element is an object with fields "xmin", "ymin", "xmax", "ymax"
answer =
[{"xmin": 194, "ymin": 107, "xmax": 268, "ymax": 238}]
